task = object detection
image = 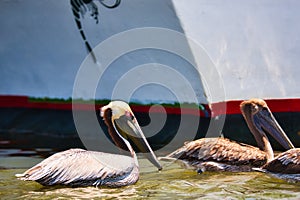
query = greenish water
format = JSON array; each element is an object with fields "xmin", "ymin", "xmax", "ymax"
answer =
[{"xmin": 1, "ymin": 152, "xmax": 300, "ymax": 200}]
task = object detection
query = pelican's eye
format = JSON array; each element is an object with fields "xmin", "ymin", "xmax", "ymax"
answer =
[
  {"xmin": 261, "ymin": 107, "xmax": 271, "ymax": 117},
  {"xmin": 125, "ymin": 111, "xmax": 135, "ymax": 120},
  {"xmin": 251, "ymin": 104, "xmax": 259, "ymax": 113}
]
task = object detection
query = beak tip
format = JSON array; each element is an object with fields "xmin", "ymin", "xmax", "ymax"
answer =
[{"xmin": 155, "ymin": 162, "xmax": 163, "ymax": 171}]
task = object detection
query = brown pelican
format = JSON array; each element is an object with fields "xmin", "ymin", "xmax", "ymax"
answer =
[
  {"xmin": 160, "ymin": 98, "xmax": 294, "ymax": 172},
  {"xmin": 254, "ymin": 148, "xmax": 300, "ymax": 182},
  {"xmin": 16, "ymin": 101, "xmax": 162, "ymax": 187}
]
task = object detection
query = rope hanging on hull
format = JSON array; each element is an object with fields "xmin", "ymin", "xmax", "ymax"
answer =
[{"xmin": 70, "ymin": 0, "xmax": 121, "ymax": 63}]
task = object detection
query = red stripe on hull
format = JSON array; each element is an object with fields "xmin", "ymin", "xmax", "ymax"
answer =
[
  {"xmin": 1, "ymin": 95, "xmax": 300, "ymax": 117},
  {"xmin": 211, "ymin": 99, "xmax": 300, "ymax": 117},
  {"xmin": 0, "ymin": 95, "xmax": 96, "ymax": 111}
]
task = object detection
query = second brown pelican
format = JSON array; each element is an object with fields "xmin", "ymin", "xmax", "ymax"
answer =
[
  {"xmin": 254, "ymin": 148, "xmax": 300, "ymax": 182},
  {"xmin": 16, "ymin": 101, "xmax": 162, "ymax": 187},
  {"xmin": 161, "ymin": 99, "xmax": 294, "ymax": 172}
]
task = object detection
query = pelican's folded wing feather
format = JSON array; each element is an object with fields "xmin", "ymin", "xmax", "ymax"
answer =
[
  {"xmin": 16, "ymin": 149, "xmax": 135, "ymax": 186},
  {"xmin": 165, "ymin": 138, "xmax": 267, "ymax": 167}
]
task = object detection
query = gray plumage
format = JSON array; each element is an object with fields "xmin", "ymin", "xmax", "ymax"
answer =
[{"xmin": 16, "ymin": 148, "xmax": 138, "ymax": 187}]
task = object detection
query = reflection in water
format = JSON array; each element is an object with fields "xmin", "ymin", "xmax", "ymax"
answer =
[
  {"xmin": 1, "ymin": 149, "xmax": 300, "ymax": 199},
  {"xmin": 25, "ymin": 187, "xmax": 138, "ymax": 199}
]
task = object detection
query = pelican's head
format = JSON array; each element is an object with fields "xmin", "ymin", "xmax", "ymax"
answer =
[
  {"xmin": 101, "ymin": 101, "xmax": 162, "ymax": 170},
  {"xmin": 240, "ymin": 98, "xmax": 294, "ymax": 151}
]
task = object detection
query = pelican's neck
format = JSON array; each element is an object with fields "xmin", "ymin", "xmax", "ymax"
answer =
[
  {"xmin": 261, "ymin": 136, "xmax": 274, "ymax": 161},
  {"xmin": 119, "ymin": 136, "xmax": 139, "ymax": 167},
  {"xmin": 245, "ymin": 117, "xmax": 274, "ymax": 161},
  {"xmin": 250, "ymin": 127, "xmax": 274, "ymax": 161},
  {"xmin": 103, "ymin": 109, "xmax": 130, "ymax": 152},
  {"xmin": 103, "ymin": 108, "xmax": 138, "ymax": 165}
]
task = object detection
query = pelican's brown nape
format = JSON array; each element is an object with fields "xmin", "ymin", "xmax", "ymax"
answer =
[
  {"xmin": 160, "ymin": 98, "xmax": 294, "ymax": 172},
  {"xmin": 16, "ymin": 101, "xmax": 162, "ymax": 187}
]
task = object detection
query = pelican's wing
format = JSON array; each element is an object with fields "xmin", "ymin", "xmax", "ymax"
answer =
[
  {"xmin": 164, "ymin": 138, "xmax": 267, "ymax": 167},
  {"xmin": 16, "ymin": 149, "xmax": 136, "ymax": 186},
  {"xmin": 262, "ymin": 148, "xmax": 300, "ymax": 174}
]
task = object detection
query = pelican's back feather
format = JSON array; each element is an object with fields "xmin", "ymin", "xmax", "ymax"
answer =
[
  {"xmin": 165, "ymin": 138, "xmax": 267, "ymax": 168},
  {"xmin": 16, "ymin": 149, "xmax": 137, "ymax": 187},
  {"xmin": 262, "ymin": 148, "xmax": 300, "ymax": 174}
]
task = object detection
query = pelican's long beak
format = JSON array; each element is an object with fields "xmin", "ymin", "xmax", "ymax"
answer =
[
  {"xmin": 253, "ymin": 107, "xmax": 294, "ymax": 149},
  {"xmin": 114, "ymin": 114, "xmax": 163, "ymax": 170}
]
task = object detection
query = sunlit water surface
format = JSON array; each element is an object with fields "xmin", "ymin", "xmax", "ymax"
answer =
[{"xmin": 1, "ymin": 149, "xmax": 300, "ymax": 200}]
